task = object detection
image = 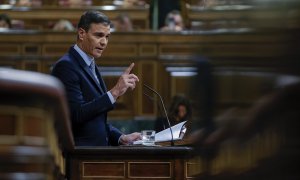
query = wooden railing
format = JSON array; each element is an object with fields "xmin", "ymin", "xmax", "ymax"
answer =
[
  {"xmin": 0, "ymin": 5, "xmax": 149, "ymax": 30},
  {"xmin": 187, "ymin": 3, "xmax": 300, "ymax": 30}
]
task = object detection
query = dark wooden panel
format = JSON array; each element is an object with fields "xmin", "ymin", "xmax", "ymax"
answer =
[
  {"xmin": 186, "ymin": 161, "xmax": 201, "ymax": 178},
  {"xmin": 160, "ymin": 43, "xmax": 287, "ymax": 57},
  {"xmin": 22, "ymin": 60, "xmax": 41, "ymax": 72},
  {"xmin": 214, "ymin": 73, "xmax": 235, "ymax": 104},
  {"xmin": 0, "ymin": 44, "xmax": 21, "ymax": 55},
  {"xmin": 23, "ymin": 44, "xmax": 41, "ymax": 55},
  {"xmin": 140, "ymin": 61, "xmax": 157, "ymax": 116},
  {"xmin": 0, "ymin": 114, "xmax": 17, "ymax": 135},
  {"xmin": 171, "ymin": 76, "xmax": 194, "ymax": 98},
  {"xmin": 82, "ymin": 162, "xmax": 125, "ymax": 178},
  {"xmin": 43, "ymin": 44, "xmax": 70, "ymax": 56},
  {"xmin": 128, "ymin": 162, "xmax": 172, "ymax": 178},
  {"xmin": 23, "ymin": 115, "xmax": 45, "ymax": 137},
  {"xmin": 103, "ymin": 44, "xmax": 137, "ymax": 57},
  {"xmin": 139, "ymin": 44, "xmax": 157, "ymax": 56}
]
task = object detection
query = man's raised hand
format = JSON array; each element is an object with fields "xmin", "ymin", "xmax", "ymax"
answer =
[{"xmin": 110, "ymin": 63, "xmax": 139, "ymax": 100}]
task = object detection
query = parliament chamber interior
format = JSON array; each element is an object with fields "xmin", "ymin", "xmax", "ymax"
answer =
[{"xmin": 0, "ymin": 0, "xmax": 300, "ymax": 179}]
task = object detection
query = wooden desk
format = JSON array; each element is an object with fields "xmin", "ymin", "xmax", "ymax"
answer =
[{"xmin": 67, "ymin": 146, "xmax": 195, "ymax": 180}]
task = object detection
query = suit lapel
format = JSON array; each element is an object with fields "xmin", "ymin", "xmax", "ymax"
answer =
[{"xmin": 69, "ymin": 47, "xmax": 105, "ymax": 94}]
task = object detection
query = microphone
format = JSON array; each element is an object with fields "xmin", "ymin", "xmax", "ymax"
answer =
[{"xmin": 143, "ymin": 84, "xmax": 174, "ymax": 146}]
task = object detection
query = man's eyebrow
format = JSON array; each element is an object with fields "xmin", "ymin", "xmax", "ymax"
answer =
[
  {"xmin": 93, "ymin": 32, "xmax": 110, "ymax": 36},
  {"xmin": 94, "ymin": 32, "xmax": 104, "ymax": 35}
]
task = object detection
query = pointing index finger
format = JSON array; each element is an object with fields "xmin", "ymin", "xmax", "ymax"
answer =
[{"xmin": 124, "ymin": 62, "xmax": 135, "ymax": 74}]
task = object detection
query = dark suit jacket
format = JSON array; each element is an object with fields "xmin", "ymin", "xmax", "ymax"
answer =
[{"xmin": 51, "ymin": 46, "xmax": 122, "ymax": 146}]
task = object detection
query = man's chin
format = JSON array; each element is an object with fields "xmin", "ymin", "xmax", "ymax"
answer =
[{"xmin": 93, "ymin": 53, "xmax": 102, "ymax": 58}]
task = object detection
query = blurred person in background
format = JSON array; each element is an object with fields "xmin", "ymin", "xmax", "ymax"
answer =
[
  {"xmin": 155, "ymin": 94, "xmax": 192, "ymax": 132},
  {"xmin": 149, "ymin": 0, "xmax": 181, "ymax": 30},
  {"xmin": 0, "ymin": 14, "xmax": 12, "ymax": 29},
  {"xmin": 58, "ymin": 0, "xmax": 92, "ymax": 6},
  {"xmin": 14, "ymin": 0, "xmax": 42, "ymax": 6},
  {"xmin": 160, "ymin": 10, "xmax": 185, "ymax": 32},
  {"xmin": 52, "ymin": 19, "xmax": 75, "ymax": 31},
  {"xmin": 113, "ymin": 0, "xmax": 147, "ymax": 7},
  {"xmin": 112, "ymin": 13, "xmax": 133, "ymax": 32}
]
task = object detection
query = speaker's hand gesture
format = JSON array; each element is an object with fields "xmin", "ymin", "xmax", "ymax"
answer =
[{"xmin": 110, "ymin": 63, "xmax": 139, "ymax": 100}]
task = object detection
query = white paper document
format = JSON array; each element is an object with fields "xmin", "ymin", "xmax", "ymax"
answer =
[{"xmin": 133, "ymin": 121, "xmax": 187, "ymax": 145}]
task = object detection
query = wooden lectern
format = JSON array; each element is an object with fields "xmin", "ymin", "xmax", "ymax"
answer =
[
  {"xmin": 67, "ymin": 146, "xmax": 194, "ymax": 180},
  {"xmin": 0, "ymin": 68, "xmax": 197, "ymax": 179}
]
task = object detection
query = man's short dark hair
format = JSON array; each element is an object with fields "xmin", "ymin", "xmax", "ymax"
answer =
[{"xmin": 77, "ymin": 11, "xmax": 111, "ymax": 31}]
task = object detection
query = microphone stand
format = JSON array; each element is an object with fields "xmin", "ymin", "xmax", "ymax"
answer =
[
  {"xmin": 143, "ymin": 84, "xmax": 174, "ymax": 146},
  {"xmin": 143, "ymin": 92, "xmax": 166, "ymax": 129}
]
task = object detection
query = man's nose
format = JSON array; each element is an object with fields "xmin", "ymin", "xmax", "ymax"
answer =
[{"xmin": 100, "ymin": 37, "xmax": 107, "ymax": 45}]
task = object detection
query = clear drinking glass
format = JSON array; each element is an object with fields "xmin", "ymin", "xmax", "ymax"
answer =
[{"xmin": 141, "ymin": 130, "xmax": 155, "ymax": 146}]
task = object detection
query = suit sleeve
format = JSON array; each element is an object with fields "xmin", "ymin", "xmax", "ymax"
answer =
[
  {"xmin": 107, "ymin": 124, "xmax": 123, "ymax": 146},
  {"xmin": 51, "ymin": 60, "xmax": 114, "ymax": 125}
]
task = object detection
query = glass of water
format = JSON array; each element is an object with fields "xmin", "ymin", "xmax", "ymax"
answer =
[{"xmin": 141, "ymin": 130, "xmax": 155, "ymax": 146}]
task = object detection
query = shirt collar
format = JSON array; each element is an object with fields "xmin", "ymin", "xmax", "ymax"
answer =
[{"xmin": 73, "ymin": 44, "xmax": 94, "ymax": 67}]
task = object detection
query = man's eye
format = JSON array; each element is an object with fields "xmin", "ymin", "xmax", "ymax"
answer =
[{"xmin": 94, "ymin": 33, "xmax": 104, "ymax": 37}]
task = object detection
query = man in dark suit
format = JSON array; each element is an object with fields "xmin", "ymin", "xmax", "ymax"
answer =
[{"xmin": 51, "ymin": 11, "xmax": 141, "ymax": 146}]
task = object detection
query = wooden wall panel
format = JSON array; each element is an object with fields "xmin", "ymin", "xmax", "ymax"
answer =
[
  {"xmin": 138, "ymin": 61, "xmax": 158, "ymax": 117},
  {"xmin": 0, "ymin": 44, "xmax": 21, "ymax": 56},
  {"xmin": 23, "ymin": 44, "xmax": 41, "ymax": 55},
  {"xmin": 159, "ymin": 44, "xmax": 200, "ymax": 56},
  {"xmin": 43, "ymin": 44, "xmax": 70, "ymax": 56},
  {"xmin": 139, "ymin": 44, "xmax": 157, "ymax": 56},
  {"xmin": 0, "ymin": 114, "xmax": 17, "ymax": 136},
  {"xmin": 103, "ymin": 44, "xmax": 137, "ymax": 57},
  {"xmin": 21, "ymin": 60, "xmax": 41, "ymax": 72},
  {"xmin": 214, "ymin": 72, "xmax": 235, "ymax": 105}
]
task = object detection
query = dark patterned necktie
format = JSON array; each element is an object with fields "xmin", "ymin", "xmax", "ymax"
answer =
[{"xmin": 90, "ymin": 60, "xmax": 99, "ymax": 84}]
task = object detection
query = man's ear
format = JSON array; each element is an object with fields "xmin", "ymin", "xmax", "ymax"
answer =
[{"xmin": 78, "ymin": 28, "xmax": 85, "ymax": 40}]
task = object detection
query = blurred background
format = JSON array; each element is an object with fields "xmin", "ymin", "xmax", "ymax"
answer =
[{"xmin": 1, "ymin": 0, "xmax": 300, "ymax": 179}]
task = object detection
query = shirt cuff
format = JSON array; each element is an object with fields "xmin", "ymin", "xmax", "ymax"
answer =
[{"xmin": 107, "ymin": 91, "xmax": 116, "ymax": 104}]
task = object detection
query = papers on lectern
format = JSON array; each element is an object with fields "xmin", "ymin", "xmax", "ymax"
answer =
[
  {"xmin": 133, "ymin": 121, "xmax": 187, "ymax": 145},
  {"xmin": 155, "ymin": 120, "xmax": 187, "ymax": 142}
]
